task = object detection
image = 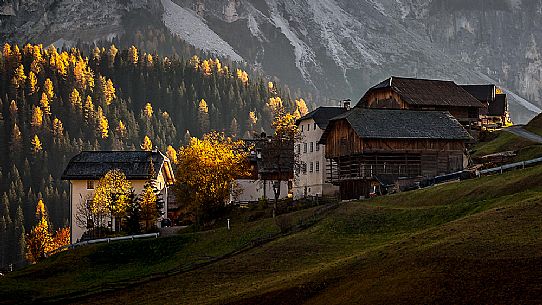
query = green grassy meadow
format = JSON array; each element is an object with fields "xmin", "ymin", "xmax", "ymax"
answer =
[{"xmin": 2, "ymin": 166, "xmax": 542, "ymax": 304}]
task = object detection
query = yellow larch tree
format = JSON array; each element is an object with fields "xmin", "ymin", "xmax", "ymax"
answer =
[
  {"xmin": 39, "ymin": 92, "xmax": 51, "ymax": 115},
  {"xmin": 96, "ymin": 106, "xmax": 109, "ymax": 138},
  {"xmin": 128, "ymin": 45, "xmax": 139, "ymax": 64},
  {"xmin": 31, "ymin": 106, "xmax": 43, "ymax": 127},
  {"xmin": 52, "ymin": 117, "xmax": 64, "ymax": 141},
  {"xmin": 201, "ymin": 60, "xmax": 212, "ymax": 76},
  {"xmin": 25, "ymin": 199, "xmax": 70, "ymax": 263},
  {"xmin": 31, "ymin": 135, "xmax": 43, "ymax": 153},
  {"xmin": 116, "ymin": 120, "xmax": 127, "ymax": 138},
  {"xmin": 166, "ymin": 145, "xmax": 178, "ymax": 164},
  {"xmin": 108, "ymin": 44, "xmax": 118, "ymax": 66},
  {"xmin": 83, "ymin": 95, "xmax": 95, "ymax": 123},
  {"xmin": 69, "ymin": 88, "xmax": 82, "ymax": 110},
  {"xmin": 28, "ymin": 71, "xmax": 37, "ymax": 94},
  {"xmin": 105, "ymin": 78, "xmax": 116, "ymax": 105},
  {"xmin": 141, "ymin": 136, "xmax": 153, "ymax": 151},
  {"xmin": 143, "ymin": 102, "xmax": 153, "ymax": 118},
  {"xmin": 198, "ymin": 99, "xmax": 210, "ymax": 134},
  {"xmin": 296, "ymin": 98, "xmax": 309, "ymax": 116},
  {"xmin": 43, "ymin": 78, "xmax": 54, "ymax": 100},
  {"xmin": 11, "ymin": 64, "xmax": 26, "ymax": 89}
]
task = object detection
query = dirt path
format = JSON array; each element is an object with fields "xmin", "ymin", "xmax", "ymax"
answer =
[{"xmin": 505, "ymin": 126, "xmax": 542, "ymax": 143}]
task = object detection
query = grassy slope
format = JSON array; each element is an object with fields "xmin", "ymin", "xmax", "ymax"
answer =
[
  {"xmin": 2, "ymin": 166, "xmax": 541, "ymax": 304},
  {"xmin": 472, "ymin": 131, "xmax": 542, "ymax": 161},
  {"xmin": 525, "ymin": 113, "xmax": 542, "ymax": 136},
  {"xmin": 68, "ymin": 165, "xmax": 542, "ymax": 305}
]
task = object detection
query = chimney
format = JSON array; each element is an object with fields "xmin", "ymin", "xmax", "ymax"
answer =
[{"xmin": 343, "ymin": 99, "xmax": 352, "ymax": 111}]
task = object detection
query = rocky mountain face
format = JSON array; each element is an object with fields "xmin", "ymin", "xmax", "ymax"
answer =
[
  {"xmin": 0, "ymin": 0, "xmax": 161, "ymax": 44},
  {"xmin": 161, "ymin": 0, "xmax": 542, "ymax": 123},
  {"xmin": 1, "ymin": 0, "xmax": 541, "ymax": 123}
]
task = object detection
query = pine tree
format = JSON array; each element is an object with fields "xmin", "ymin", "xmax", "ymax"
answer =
[{"xmin": 14, "ymin": 205, "xmax": 25, "ymax": 263}]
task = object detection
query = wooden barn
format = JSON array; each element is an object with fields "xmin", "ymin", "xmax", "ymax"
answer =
[
  {"xmin": 319, "ymin": 108, "xmax": 472, "ymax": 200},
  {"xmin": 461, "ymin": 84, "xmax": 512, "ymax": 128},
  {"xmin": 358, "ymin": 77, "xmax": 484, "ymax": 125}
]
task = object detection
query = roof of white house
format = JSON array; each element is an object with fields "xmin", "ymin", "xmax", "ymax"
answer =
[{"xmin": 61, "ymin": 151, "xmax": 174, "ymax": 183}]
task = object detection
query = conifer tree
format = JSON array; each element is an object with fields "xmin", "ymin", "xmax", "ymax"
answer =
[
  {"xmin": 141, "ymin": 136, "xmax": 153, "ymax": 151},
  {"xmin": 39, "ymin": 93, "xmax": 51, "ymax": 115}
]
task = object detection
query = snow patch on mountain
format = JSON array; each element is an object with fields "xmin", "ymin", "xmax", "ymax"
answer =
[{"xmin": 161, "ymin": 0, "xmax": 243, "ymax": 61}]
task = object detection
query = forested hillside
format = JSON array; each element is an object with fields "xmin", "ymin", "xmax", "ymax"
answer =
[{"xmin": 0, "ymin": 42, "xmax": 308, "ymax": 269}]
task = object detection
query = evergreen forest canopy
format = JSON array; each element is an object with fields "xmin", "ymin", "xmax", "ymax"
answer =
[{"xmin": 0, "ymin": 42, "xmax": 310, "ymax": 269}]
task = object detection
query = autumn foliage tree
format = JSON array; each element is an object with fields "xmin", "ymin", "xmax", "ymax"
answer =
[
  {"xmin": 25, "ymin": 199, "xmax": 70, "ymax": 263},
  {"xmin": 91, "ymin": 170, "xmax": 133, "ymax": 232},
  {"xmin": 139, "ymin": 182, "xmax": 158, "ymax": 231},
  {"xmin": 174, "ymin": 132, "xmax": 251, "ymax": 225}
]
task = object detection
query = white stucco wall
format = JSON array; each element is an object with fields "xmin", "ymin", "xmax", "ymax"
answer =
[
  {"xmin": 69, "ymin": 169, "xmax": 169, "ymax": 243},
  {"xmin": 293, "ymin": 118, "xmax": 339, "ymax": 199},
  {"xmin": 232, "ymin": 179, "xmax": 289, "ymax": 203}
]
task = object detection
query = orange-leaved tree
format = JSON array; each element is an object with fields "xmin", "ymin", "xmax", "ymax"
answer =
[
  {"xmin": 174, "ymin": 132, "xmax": 251, "ymax": 226},
  {"xmin": 26, "ymin": 199, "xmax": 70, "ymax": 263}
]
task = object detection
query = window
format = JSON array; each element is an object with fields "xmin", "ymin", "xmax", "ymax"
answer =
[
  {"xmin": 309, "ymin": 162, "xmax": 314, "ymax": 173},
  {"xmin": 310, "ymin": 142, "xmax": 314, "ymax": 152},
  {"xmin": 316, "ymin": 143, "xmax": 320, "ymax": 151},
  {"xmin": 301, "ymin": 125, "xmax": 304, "ymax": 132},
  {"xmin": 314, "ymin": 123, "xmax": 317, "ymax": 130},
  {"xmin": 316, "ymin": 161, "xmax": 320, "ymax": 172},
  {"xmin": 303, "ymin": 143, "xmax": 307, "ymax": 153},
  {"xmin": 87, "ymin": 180, "xmax": 94, "ymax": 190},
  {"xmin": 302, "ymin": 163, "xmax": 307, "ymax": 174},
  {"xmin": 307, "ymin": 124, "xmax": 310, "ymax": 131}
]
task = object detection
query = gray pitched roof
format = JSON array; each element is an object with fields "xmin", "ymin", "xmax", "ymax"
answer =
[
  {"xmin": 62, "ymin": 151, "xmax": 166, "ymax": 180},
  {"xmin": 321, "ymin": 108, "xmax": 471, "ymax": 143},
  {"xmin": 361, "ymin": 77, "xmax": 484, "ymax": 108},
  {"xmin": 297, "ymin": 106, "xmax": 348, "ymax": 129}
]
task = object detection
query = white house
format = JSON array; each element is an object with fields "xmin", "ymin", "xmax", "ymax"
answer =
[
  {"xmin": 62, "ymin": 150, "xmax": 175, "ymax": 242},
  {"xmin": 293, "ymin": 106, "xmax": 348, "ymax": 199},
  {"xmin": 230, "ymin": 135, "xmax": 294, "ymax": 204}
]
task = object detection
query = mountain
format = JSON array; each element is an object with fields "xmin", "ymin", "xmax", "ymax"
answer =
[{"xmin": 1, "ymin": 0, "xmax": 541, "ymax": 122}]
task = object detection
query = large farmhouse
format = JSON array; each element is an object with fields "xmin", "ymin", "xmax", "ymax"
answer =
[
  {"xmin": 358, "ymin": 77, "xmax": 485, "ymax": 125},
  {"xmin": 319, "ymin": 108, "xmax": 471, "ymax": 200},
  {"xmin": 62, "ymin": 150, "xmax": 175, "ymax": 242},
  {"xmin": 293, "ymin": 105, "xmax": 348, "ymax": 199}
]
